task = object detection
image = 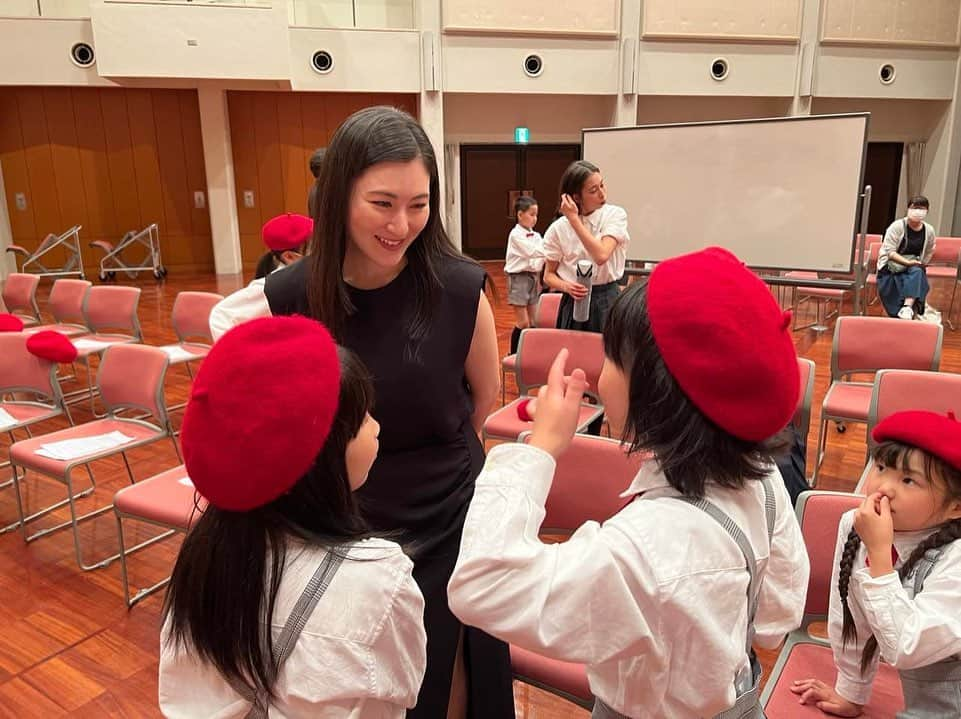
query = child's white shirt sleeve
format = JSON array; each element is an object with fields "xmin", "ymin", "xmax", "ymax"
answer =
[
  {"xmin": 505, "ymin": 226, "xmax": 546, "ymax": 273},
  {"xmin": 209, "ymin": 278, "xmax": 272, "ymax": 341},
  {"xmin": 854, "ymin": 540, "xmax": 961, "ymax": 670},
  {"xmin": 829, "ymin": 511, "xmax": 880, "ymax": 705}
]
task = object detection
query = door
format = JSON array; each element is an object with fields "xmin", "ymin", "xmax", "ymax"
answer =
[
  {"xmin": 863, "ymin": 142, "xmax": 904, "ymax": 235},
  {"xmin": 460, "ymin": 144, "xmax": 580, "ymax": 259}
]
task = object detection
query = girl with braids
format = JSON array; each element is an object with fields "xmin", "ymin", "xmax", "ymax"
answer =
[{"xmin": 792, "ymin": 410, "xmax": 961, "ymax": 717}]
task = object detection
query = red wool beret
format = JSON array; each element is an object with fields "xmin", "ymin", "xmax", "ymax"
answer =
[
  {"xmin": 26, "ymin": 331, "xmax": 79, "ymax": 363},
  {"xmin": 262, "ymin": 213, "xmax": 313, "ymax": 252},
  {"xmin": 873, "ymin": 410, "xmax": 961, "ymax": 472},
  {"xmin": 647, "ymin": 246, "xmax": 799, "ymax": 442},
  {"xmin": 0, "ymin": 313, "xmax": 24, "ymax": 332},
  {"xmin": 180, "ymin": 315, "xmax": 340, "ymax": 512}
]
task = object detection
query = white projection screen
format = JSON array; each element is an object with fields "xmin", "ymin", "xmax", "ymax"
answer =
[{"xmin": 582, "ymin": 114, "xmax": 869, "ymax": 272}]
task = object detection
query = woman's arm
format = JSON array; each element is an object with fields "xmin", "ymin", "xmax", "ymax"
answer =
[
  {"xmin": 464, "ymin": 291, "xmax": 500, "ymax": 435},
  {"xmin": 543, "ymin": 260, "xmax": 588, "ymax": 299}
]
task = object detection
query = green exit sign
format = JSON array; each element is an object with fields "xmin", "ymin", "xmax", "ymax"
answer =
[{"xmin": 514, "ymin": 127, "xmax": 530, "ymax": 144}]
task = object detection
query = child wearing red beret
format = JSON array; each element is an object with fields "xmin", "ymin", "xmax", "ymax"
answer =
[
  {"xmin": 449, "ymin": 246, "xmax": 810, "ymax": 718},
  {"xmin": 159, "ymin": 316, "xmax": 426, "ymax": 718},
  {"xmin": 792, "ymin": 410, "xmax": 961, "ymax": 717}
]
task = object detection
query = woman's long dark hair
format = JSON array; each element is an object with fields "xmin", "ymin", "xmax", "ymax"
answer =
[
  {"xmin": 558, "ymin": 160, "xmax": 600, "ymax": 215},
  {"xmin": 162, "ymin": 346, "xmax": 376, "ymax": 700},
  {"xmin": 306, "ymin": 106, "xmax": 467, "ymax": 352},
  {"xmin": 603, "ymin": 280, "xmax": 789, "ymax": 498},
  {"xmin": 838, "ymin": 440, "xmax": 961, "ymax": 673}
]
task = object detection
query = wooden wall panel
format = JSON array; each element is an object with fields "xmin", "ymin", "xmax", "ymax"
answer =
[
  {"xmin": 227, "ymin": 91, "xmax": 419, "ymax": 266},
  {"xmin": 0, "ymin": 87, "xmax": 212, "ymax": 276},
  {"xmin": 822, "ymin": 0, "xmax": 961, "ymax": 47}
]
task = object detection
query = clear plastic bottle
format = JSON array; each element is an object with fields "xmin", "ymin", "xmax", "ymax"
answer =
[{"xmin": 572, "ymin": 259, "xmax": 594, "ymax": 323}]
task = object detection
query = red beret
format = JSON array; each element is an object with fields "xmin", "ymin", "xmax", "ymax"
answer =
[
  {"xmin": 873, "ymin": 410, "xmax": 961, "ymax": 472},
  {"xmin": 180, "ymin": 315, "xmax": 340, "ymax": 511},
  {"xmin": 0, "ymin": 313, "xmax": 24, "ymax": 332},
  {"xmin": 26, "ymin": 331, "xmax": 79, "ymax": 363},
  {"xmin": 647, "ymin": 246, "xmax": 799, "ymax": 442},
  {"xmin": 262, "ymin": 213, "xmax": 313, "ymax": 252}
]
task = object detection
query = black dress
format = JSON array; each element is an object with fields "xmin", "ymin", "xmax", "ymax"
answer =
[{"xmin": 265, "ymin": 256, "xmax": 514, "ymax": 719}]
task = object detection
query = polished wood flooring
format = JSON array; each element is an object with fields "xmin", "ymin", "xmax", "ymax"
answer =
[{"xmin": 1, "ymin": 263, "xmax": 959, "ymax": 718}]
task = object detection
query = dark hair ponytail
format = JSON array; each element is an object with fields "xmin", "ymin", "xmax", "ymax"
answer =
[{"xmin": 839, "ymin": 519, "xmax": 961, "ymax": 673}]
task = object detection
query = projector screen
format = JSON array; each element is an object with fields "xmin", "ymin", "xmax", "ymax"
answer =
[{"xmin": 582, "ymin": 113, "xmax": 869, "ymax": 272}]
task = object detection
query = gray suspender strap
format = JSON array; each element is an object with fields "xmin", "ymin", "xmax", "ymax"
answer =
[
  {"xmin": 669, "ymin": 478, "xmax": 776, "ymax": 661},
  {"xmin": 912, "ymin": 547, "xmax": 946, "ymax": 596},
  {"xmin": 231, "ymin": 547, "xmax": 347, "ymax": 719}
]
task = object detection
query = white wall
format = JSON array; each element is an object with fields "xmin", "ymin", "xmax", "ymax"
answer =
[
  {"xmin": 637, "ymin": 96, "xmax": 794, "ymax": 124},
  {"xmin": 0, "ymin": 18, "xmax": 117, "ymax": 86},
  {"xmin": 288, "ymin": 28, "xmax": 421, "ymax": 91}
]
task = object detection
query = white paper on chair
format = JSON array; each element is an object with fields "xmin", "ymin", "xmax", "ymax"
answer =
[
  {"xmin": 160, "ymin": 345, "xmax": 200, "ymax": 363},
  {"xmin": 178, "ymin": 477, "xmax": 194, "ymax": 487},
  {"xmin": 35, "ymin": 430, "xmax": 135, "ymax": 460},
  {"xmin": 0, "ymin": 408, "xmax": 18, "ymax": 430},
  {"xmin": 72, "ymin": 338, "xmax": 113, "ymax": 353}
]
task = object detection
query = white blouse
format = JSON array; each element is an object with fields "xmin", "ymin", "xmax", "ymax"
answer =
[
  {"xmin": 159, "ymin": 538, "xmax": 427, "ymax": 718},
  {"xmin": 543, "ymin": 203, "xmax": 630, "ymax": 285},
  {"xmin": 829, "ymin": 510, "xmax": 961, "ymax": 705},
  {"xmin": 504, "ymin": 223, "xmax": 546, "ymax": 274},
  {"xmin": 448, "ymin": 443, "xmax": 809, "ymax": 719}
]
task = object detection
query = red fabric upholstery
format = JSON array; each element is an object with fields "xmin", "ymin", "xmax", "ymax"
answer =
[
  {"xmin": 822, "ymin": 383, "xmax": 873, "ymax": 421},
  {"xmin": 534, "ymin": 293, "xmax": 562, "ymax": 328},
  {"xmin": 510, "ymin": 645, "xmax": 593, "ymax": 706},
  {"xmin": 764, "ymin": 643, "xmax": 903, "ymax": 718},
  {"xmin": 114, "ymin": 465, "xmax": 206, "ymax": 529},
  {"xmin": 798, "ymin": 493, "xmax": 862, "ymax": 617},
  {"xmin": 870, "ymin": 370, "xmax": 961, "ymax": 439}
]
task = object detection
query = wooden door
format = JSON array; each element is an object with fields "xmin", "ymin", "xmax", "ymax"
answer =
[
  {"xmin": 460, "ymin": 144, "xmax": 580, "ymax": 260},
  {"xmin": 863, "ymin": 142, "xmax": 903, "ymax": 235}
]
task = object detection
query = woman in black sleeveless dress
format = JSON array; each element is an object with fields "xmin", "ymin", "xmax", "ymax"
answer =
[{"xmin": 210, "ymin": 106, "xmax": 513, "ymax": 718}]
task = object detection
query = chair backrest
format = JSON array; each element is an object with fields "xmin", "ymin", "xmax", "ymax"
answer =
[
  {"xmin": 171, "ymin": 291, "xmax": 224, "ymax": 342},
  {"xmin": 867, "ymin": 369, "xmax": 961, "ymax": 445},
  {"xmin": 1, "ymin": 273, "xmax": 41, "ymax": 319},
  {"xmin": 795, "ymin": 490, "xmax": 863, "ymax": 618},
  {"xmin": 521, "ymin": 432, "xmax": 644, "ymax": 532},
  {"xmin": 929, "ymin": 237, "xmax": 961, "ymax": 270},
  {"xmin": 795, "ymin": 358, "xmax": 815, "ymax": 441},
  {"xmin": 83, "ymin": 285, "xmax": 142, "ymax": 338},
  {"xmin": 831, "ymin": 316, "xmax": 942, "ymax": 380},
  {"xmin": 47, "ymin": 279, "xmax": 91, "ymax": 325},
  {"xmin": 0, "ymin": 334, "xmax": 60, "ymax": 402},
  {"xmin": 515, "ymin": 328, "xmax": 605, "ymax": 396},
  {"xmin": 98, "ymin": 343, "xmax": 170, "ymax": 425},
  {"xmin": 857, "ymin": 235, "xmax": 882, "ymax": 264},
  {"xmin": 866, "ymin": 241, "xmax": 882, "ymax": 269},
  {"xmin": 534, "ymin": 292, "xmax": 562, "ymax": 329}
]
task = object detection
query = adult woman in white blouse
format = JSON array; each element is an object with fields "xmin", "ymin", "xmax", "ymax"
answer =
[{"xmin": 543, "ymin": 160, "xmax": 630, "ymax": 332}]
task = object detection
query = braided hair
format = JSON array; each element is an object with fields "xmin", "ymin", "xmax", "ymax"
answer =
[{"xmin": 838, "ymin": 440, "xmax": 961, "ymax": 674}]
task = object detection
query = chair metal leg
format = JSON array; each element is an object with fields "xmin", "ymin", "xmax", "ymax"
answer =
[
  {"xmin": 63, "ymin": 473, "xmax": 119, "ymax": 571},
  {"xmin": 115, "ymin": 509, "xmax": 178, "ymax": 608},
  {"xmin": 4, "ymin": 462, "xmax": 95, "ymax": 534},
  {"xmin": 120, "ymin": 451, "xmax": 135, "ymax": 484},
  {"xmin": 811, "ymin": 417, "xmax": 829, "ymax": 488}
]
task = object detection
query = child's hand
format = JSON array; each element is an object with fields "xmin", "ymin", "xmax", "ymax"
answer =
[
  {"xmin": 790, "ymin": 679, "xmax": 863, "ymax": 716},
  {"xmin": 854, "ymin": 492, "xmax": 895, "ymax": 559},
  {"xmin": 528, "ymin": 348, "xmax": 588, "ymax": 459},
  {"xmin": 564, "ymin": 281, "xmax": 589, "ymax": 300},
  {"xmin": 560, "ymin": 194, "xmax": 579, "ymax": 220}
]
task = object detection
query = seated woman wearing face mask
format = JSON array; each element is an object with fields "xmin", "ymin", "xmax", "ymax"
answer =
[{"xmin": 877, "ymin": 196, "xmax": 936, "ymax": 320}]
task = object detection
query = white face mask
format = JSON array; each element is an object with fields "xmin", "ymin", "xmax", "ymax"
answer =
[{"xmin": 907, "ymin": 208, "xmax": 928, "ymax": 222}]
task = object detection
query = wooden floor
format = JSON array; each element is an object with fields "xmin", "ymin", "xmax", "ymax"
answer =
[{"xmin": 1, "ymin": 263, "xmax": 959, "ymax": 718}]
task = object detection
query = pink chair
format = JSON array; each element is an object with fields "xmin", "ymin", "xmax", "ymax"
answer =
[
  {"xmin": 852, "ymin": 369, "xmax": 961, "ymax": 492},
  {"xmin": 508, "ymin": 432, "xmax": 645, "ymax": 710},
  {"xmin": 485, "ymin": 328, "xmax": 605, "ymax": 443},
  {"xmin": 113, "ymin": 465, "xmax": 206, "ymax": 607},
  {"xmin": 812, "ymin": 316, "xmax": 942, "ymax": 485},
  {"xmin": 785, "ymin": 271, "xmax": 851, "ymax": 332},
  {"xmin": 69, "ymin": 285, "xmax": 143, "ymax": 414},
  {"xmin": 926, "ymin": 237, "xmax": 961, "ymax": 328},
  {"xmin": 501, "ymin": 292, "xmax": 564, "ymax": 404},
  {"xmin": 0, "ymin": 334, "xmax": 75, "ymax": 533},
  {"xmin": 21, "ymin": 278, "xmax": 91, "ymax": 338},
  {"xmin": 10, "ymin": 343, "xmax": 179, "ymax": 571},
  {"xmin": 862, "ymin": 241, "xmax": 883, "ymax": 306},
  {"xmin": 1, "ymin": 273, "xmax": 41, "ymax": 326},
  {"xmin": 156, "ymin": 291, "xmax": 223, "ymax": 412},
  {"xmin": 760, "ymin": 491, "xmax": 904, "ymax": 717}
]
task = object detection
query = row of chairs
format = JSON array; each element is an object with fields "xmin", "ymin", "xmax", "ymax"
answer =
[{"xmin": 788, "ymin": 235, "xmax": 961, "ymax": 331}]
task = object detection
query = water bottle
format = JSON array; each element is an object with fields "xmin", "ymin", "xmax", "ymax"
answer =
[{"xmin": 572, "ymin": 260, "xmax": 594, "ymax": 323}]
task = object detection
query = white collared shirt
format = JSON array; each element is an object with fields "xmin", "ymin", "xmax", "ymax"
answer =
[
  {"xmin": 209, "ymin": 277, "xmax": 272, "ymax": 341},
  {"xmin": 505, "ymin": 223, "xmax": 546, "ymax": 274},
  {"xmin": 543, "ymin": 203, "xmax": 630, "ymax": 285},
  {"xmin": 160, "ymin": 538, "xmax": 427, "ymax": 718},
  {"xmin": 448, "ymin": 443, "xmax": 808, "ymax": 718},
  {"xmin": 829, "ymin": 510, "xmax": 961, "ymax": 705}
]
